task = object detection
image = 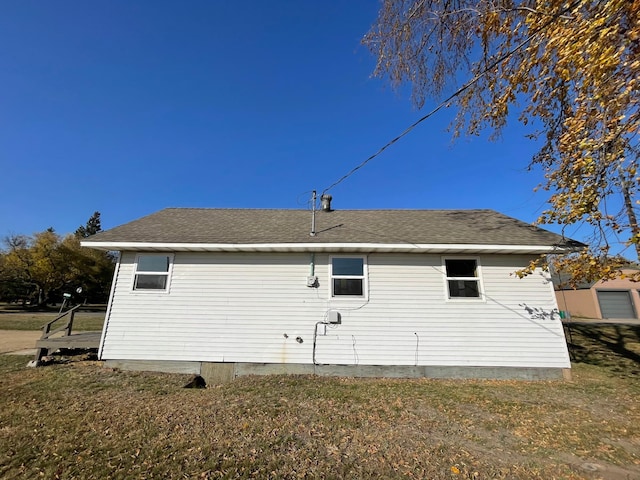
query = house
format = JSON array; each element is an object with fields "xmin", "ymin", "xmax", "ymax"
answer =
[
  {"xmin": 555, "ymin": 268, "xmax": 640, "ymax": 320},
  {"xmin": 82, "ymin": 206, "xmax": 577, "ymax": 382}
]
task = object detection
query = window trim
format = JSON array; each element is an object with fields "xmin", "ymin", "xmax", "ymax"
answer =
[
  {"xmin": 131, "ymin": 253, "xmax": 174, "ymax": 293},
  {"xmin": 442, "ymin": 256, "xmax": 484, "ymax": 301},
  {"xmin": 329, "ymin": 255, "xmax": 368, "ymax": 299}
]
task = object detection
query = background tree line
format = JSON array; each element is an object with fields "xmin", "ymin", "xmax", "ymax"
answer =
[{"xmin": 0, "ymin": 212, "xmax": 115, "ymax": 307}]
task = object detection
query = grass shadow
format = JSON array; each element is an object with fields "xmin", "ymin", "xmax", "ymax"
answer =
[{"xmin": 564, "ymin": 323, "xmax": 640, "ymax": 376}]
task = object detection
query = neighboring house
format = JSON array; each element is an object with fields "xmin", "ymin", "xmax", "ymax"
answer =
[
  {"xmin": 555, "ymin": 268, "xmax": 640, "ymax": 320},
  {"xmin": 82, "ymin": 206, "xmax": 577, "ymax": 382}
]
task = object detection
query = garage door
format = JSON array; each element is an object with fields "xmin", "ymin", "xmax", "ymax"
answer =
[{"xmin": 596, "ymin": 290, "xmax": 636, "ymax": 319}]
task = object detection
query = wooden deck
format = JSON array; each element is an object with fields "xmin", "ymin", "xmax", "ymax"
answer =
[
  {"xmin": 35, "ymin": 332, "xmax": 101, "ymax": 350},
  {"xmin": 30, "ymin": 305, "xmax": 102, "ymax": 366}
]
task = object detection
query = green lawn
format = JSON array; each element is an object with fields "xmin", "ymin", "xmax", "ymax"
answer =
[{"xmin": 0, "ymin": 324, "xmax": 639, "ymax": 479}]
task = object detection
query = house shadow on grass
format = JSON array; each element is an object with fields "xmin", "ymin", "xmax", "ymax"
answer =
[{"xmin": 564, "ymin": 323, "xmax": 640, "ymax": 377}]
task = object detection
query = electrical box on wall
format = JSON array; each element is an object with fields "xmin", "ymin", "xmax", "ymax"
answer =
[
  {"xmin": 306, "ymin": 275, "xmax": 318, "ymax": 287},
  {"xmin": 327, "ymin": 310, "xmax": 341, "ymax": 324}
]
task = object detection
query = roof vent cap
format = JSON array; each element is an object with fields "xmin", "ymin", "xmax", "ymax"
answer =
[{"xmin": 320, "ymin": 194, "xmax": 332, "ymax": 212}]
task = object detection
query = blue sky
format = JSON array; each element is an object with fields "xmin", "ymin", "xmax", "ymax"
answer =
[{"xmin": 1, "ymin": 1, "xmax": 560, "ymax": 241}]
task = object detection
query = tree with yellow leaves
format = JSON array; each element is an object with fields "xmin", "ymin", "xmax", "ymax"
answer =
[
  {"xmin": 0, "ymin": 213, "xmax": 115, "ymax": 306},
  {"xmin": 363, "ymin": 0, "xmax": 639, "ymax": 283}
]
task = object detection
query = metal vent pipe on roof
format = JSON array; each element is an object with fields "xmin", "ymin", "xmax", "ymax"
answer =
[{"xmin": 321, "ymin": 194, "xmax": 332, "ymax": 212}]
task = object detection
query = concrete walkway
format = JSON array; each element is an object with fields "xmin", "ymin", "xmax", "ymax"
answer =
[{"xmin": 0, "ymin": 330, "xmax": 41, "ymax": 355}]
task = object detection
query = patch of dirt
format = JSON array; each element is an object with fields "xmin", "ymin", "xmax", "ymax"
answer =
[{"xmin": 554, "ymin": 452, "xmax": 640, "ymax": 480}]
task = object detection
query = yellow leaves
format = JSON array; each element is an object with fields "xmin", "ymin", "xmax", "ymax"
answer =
[
  {"xmin": 451, "ymin": 465, "xmax": 461, "ymax": 474},
  {"xmin": 364, "ymin": 0, "xmax": 640, "ymax": 268},
  {"xmin": 557, "ymin": 67, "xmax": 571, "ymax": 82},
  {"xmin": 514, "ymin": 259, "xmax": 542, "ymax": 279},
  {"xmin": 550, "ymin": 248, "xmax": 635, "ymax": 287}
]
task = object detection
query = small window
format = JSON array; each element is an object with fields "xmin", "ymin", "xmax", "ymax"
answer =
[
  {"xmin": 445, "ymin": 258, "xmax": 481, "ymax": 298},
  {"xmin": 331, "ymin": 257, "xmax": 366, "ymax": 297},
  {"xmin": 133, "ymin": 254, "xmax": 172, "ymax": 291}
]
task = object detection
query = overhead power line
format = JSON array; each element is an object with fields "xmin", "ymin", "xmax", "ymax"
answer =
[{"xmin": 321, "ymin": 0, "xmax": 582, "ymax": 196}]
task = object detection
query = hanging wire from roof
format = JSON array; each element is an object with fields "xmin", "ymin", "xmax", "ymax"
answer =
[{"xmin": 320, "ymin": 0, "xmax": 582, "ymax": 196}]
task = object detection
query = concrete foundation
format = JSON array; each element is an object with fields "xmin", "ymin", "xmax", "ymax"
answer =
[
  {"xmin": 105, "ymin": 359, "xmax": 569, "ymax": 384},
  {"xmin": 105, "ymin": 359, "xmax": 200, "ymax": 375}
]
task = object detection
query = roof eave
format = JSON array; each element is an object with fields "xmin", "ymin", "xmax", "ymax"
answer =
[{"xmin": 81, "ymin": 241, "xmax": 569, "ymax": 255}]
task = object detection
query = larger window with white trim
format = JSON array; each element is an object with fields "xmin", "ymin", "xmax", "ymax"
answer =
[
  {"xmin": 133, "ymin": 254, "xmax": 173, "ymax": 291},
  {"xmin": 444, "ymin": 258, "xmax": 481, "ymax": 299},
  {"xmin": 330, "ymin": 256, "xmax": 366, "ymax": 297}
]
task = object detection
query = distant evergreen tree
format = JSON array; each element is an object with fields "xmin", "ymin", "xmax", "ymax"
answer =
[{"xmin": 75, "ymin": 211, "xmax": 102, "ymax": 238}]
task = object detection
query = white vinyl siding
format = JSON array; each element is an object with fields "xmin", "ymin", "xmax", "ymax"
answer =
[{"xmin": 101, "ymin": 252, "xmax": 570, "ymax": 369}]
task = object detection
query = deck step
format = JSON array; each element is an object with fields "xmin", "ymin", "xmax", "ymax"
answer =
[{"xmin": 35, "ymin": 332, "xmax": 101, "ymax": 350}]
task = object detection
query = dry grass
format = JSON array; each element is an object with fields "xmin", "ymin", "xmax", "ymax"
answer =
[
  {"xmin": 0, "ymin": 324, "xmax": 639, "ymax": 479},
  {"xmin": 564, "ymin": 323, "xmax": 640, "ymax": 376},
  {"xmin": 0, "ymin": 311, "xmax": 105, "ymax": 331}
]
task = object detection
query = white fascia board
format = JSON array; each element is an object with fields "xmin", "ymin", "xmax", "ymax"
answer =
[{"xmin": 81, "ymin": 241, "xmax": 565, "ymax": 254}]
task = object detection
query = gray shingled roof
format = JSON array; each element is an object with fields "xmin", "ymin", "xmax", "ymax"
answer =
[{"xmin": 83, "ymin": 208, "xmax": 576, "ymax": 249}]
